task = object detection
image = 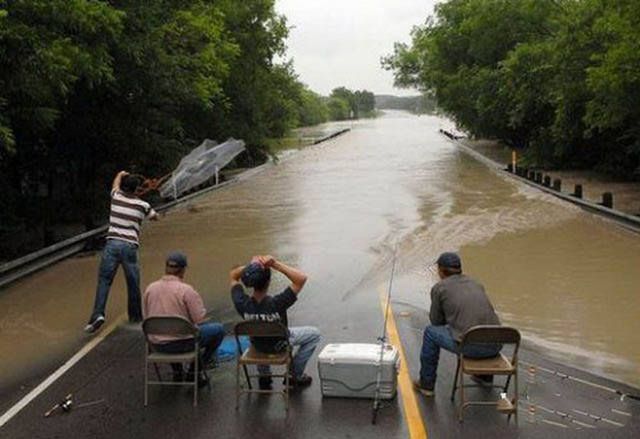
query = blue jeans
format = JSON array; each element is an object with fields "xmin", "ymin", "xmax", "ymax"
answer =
[
  {"xmin": 154, "ymin": 322, "xmax": 225, "ymax": 373},
  {"xmin": 258, "ymin": 326, "xmax": 321, "ymax": 379},
  {"xmin": 90, "ymin": 239, "xmax": 142, "ymax": 322},
  {"xmin": 419, "ymin": 325, "xmax": 501, "ymax": 388}
]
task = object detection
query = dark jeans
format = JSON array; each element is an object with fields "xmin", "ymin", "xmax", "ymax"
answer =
[
  {"xmin": 90, "ymin": 239, "xmax": 142, "ymax": 322},
  {"xmin": 419, "ymin": 325, "xmax": 501, "ymax": 388},
  {"xmin": 153, "ymin": 322, "xmax": 225, "ymax": 374}
]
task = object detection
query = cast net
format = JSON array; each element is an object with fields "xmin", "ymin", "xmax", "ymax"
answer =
[{"xmin": 159, "ymin": 138, "xmax": 245, "ymax": 199}]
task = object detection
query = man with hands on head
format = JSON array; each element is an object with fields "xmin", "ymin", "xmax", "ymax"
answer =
[{"xmin": 230, "ymin": 255, "xmax": 321, "ymax": 390}]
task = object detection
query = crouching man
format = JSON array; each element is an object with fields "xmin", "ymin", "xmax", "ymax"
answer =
[
  {"xmin": 230, "ymin": 255, "xmax": 321, "ymax": 390},
  {"xmin": 144, "ymin": 252, "xmax": 224, "ymax": 387},
  {"xmin": 414, "ymin": 252, "xmax": 502, "ymax": 396}
]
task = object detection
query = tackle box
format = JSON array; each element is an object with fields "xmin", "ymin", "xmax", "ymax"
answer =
[{"xmin": 317, "ymin": 343, "xmax": 400, "ymax": 399}]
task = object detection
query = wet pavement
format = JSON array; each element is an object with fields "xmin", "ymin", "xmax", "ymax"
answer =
[
  {"xmin": 2, "ymin": 282, "xmax": 639, "ymax": 438},
  {"xmin": 1, "ymin": 111, "xmax": 640, "ymax": 437}
]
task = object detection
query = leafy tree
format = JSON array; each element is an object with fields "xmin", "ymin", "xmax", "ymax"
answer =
[
  {"xmin": 297, "ymin": 88, "xmax": 329, "ymax": 126},
  {"xmin": 327, "ymin": 96, "xmax": 351, "ymax": 121},
  {"xmin": 384, "ymin": 0, "xmax": 640, "ymax": 178}
]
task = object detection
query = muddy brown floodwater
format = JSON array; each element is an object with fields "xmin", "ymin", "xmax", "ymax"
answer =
[{"xmin": 1, "ymin": 111, "xmax": 639, "ymax": 393}]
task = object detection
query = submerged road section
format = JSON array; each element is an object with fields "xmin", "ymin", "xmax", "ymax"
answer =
[{"xmin": 1, "ymin": 111, "xmax": 639, "ymax": 438}]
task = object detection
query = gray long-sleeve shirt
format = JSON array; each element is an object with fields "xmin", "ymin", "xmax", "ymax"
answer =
[{"xmin": 429, "ymin": 274, "xmax": 500, "ymax": 341}]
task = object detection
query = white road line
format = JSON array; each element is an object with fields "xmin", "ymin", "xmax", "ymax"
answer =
[{"xmin": 0, "ymin": 316, "xmax": 124, "ymax": 428}]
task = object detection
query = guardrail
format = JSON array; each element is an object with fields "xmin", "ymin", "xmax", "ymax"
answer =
[
  {"xmin": 0, "ymin": 127, "xmax": 353, "ymax": 290},
  {"xmin": 0, "ymin": 172, "xmax": 252, "ymax": 290},
  {"xmin": 442, "ymin": 133, "xmax": 640, "ymax": 234},
  {"xmin": 312, "ymin": 128, "xmax": 350, "ymax": 144}
]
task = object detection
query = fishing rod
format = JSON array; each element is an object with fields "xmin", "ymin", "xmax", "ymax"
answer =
[
  {"xmin": 372, "ymin": 250, "xmax": 398, "ymax": 425},
  {"xmin": 520, "ymin": 360, "xmax": 640, "ymax": 402}
]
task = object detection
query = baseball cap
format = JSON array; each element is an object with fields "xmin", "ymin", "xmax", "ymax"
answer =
[
  {"xmin": 166, "ymin": 251, "xmax": 188, "ymax": 268},
  {"xmin": 241, "ymin": 262, "xmax": 271, "ymax": 289},
  {"xmin": 436, "ymin": 252, "xmax": 462, "ymax": 269}
]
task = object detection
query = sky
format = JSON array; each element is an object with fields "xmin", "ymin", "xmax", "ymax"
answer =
[{"xmin": 275, "ymin": 0, "xmax": 439, "ymax": 97}]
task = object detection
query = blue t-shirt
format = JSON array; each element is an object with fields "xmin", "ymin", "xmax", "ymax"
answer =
[{"xmin": 231, "ymin": 284, "xmax": 297, "ymax": 352}]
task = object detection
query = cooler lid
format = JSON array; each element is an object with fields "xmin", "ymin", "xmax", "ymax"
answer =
[{"xmin": 318, "ymin": 343, "xmax": 398, "ymax": 365}]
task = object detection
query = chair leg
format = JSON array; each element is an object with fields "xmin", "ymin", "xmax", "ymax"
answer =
[
  {"xmin": 285, "ymin": 361, "xmax": 290, "ymax": 413},
  {"xmin": 144, "ymin": 354, "xmax": 149, "ymax": 407},
  {"xmin": 193, "ymin": 350, "xmax": 198, "ymax": 407},
  {"xmin": 243, "ymin": 364, "xmax": 252, "ymax": 390},
  {"xmin": 451, "ymin": 357, "xmax": 460, "ymax": 401},
  {"xmin": 458, "ymin": 364, "xmax": 465, "ymax": 422},
  {"xmin": 513, "ymin": 371, "xmax": 518, "ymax": 426},
  {"xmin": 236, "ymin": 362, "xmax": 240, "ymax": 411}
]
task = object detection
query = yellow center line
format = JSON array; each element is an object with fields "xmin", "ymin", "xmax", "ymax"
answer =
[{"xmin": 379, "ymin": 288, "xmax": 428, "ymax": 439}]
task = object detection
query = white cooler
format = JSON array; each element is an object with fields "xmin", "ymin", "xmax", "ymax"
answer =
[{"xmin": 317, "ymin": 343, "xmax": 400, "ymax": 399}]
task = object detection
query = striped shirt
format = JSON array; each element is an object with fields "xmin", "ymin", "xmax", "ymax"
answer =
[{"xmin": 106, "ymin": 190, "xmax": 156, "ymax": 246}]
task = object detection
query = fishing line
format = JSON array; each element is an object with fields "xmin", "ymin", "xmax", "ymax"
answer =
[{"xmin": 372, "ymin": 247, "xmax": 398, "ymax": 425}]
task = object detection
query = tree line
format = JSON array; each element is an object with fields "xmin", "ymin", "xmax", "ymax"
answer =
[
  {"xmin": 383, "ymin": 0, "xmax": 640, "ymax": 179},
  {"xmin": 0, "ymin": 0, "xmax": 374, "ymax": 260},
  {"xmin": 375, "ymin": 94, "xmax": 437, "ymax": 114}
]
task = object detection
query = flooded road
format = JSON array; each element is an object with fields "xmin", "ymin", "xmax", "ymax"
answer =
[{"xmin": 1, "ymin": 111, "xmax": 639, "ymax": 392}]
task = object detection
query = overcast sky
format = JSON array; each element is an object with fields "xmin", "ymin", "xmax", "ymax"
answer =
[{"xmin": 275, "ymin": 0, "xmax": 439, "ymax": 97}]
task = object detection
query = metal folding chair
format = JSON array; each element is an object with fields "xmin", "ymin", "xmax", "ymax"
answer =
[
  {"xmin": 451, "ymin": 325, "xmax": 521, "ymax": 423},
  {"xmin": 234, "ymin": 321, "xmax": 292, "ymax": 412},
  {"xmin": 142, "ymin": 316, "xmax": 205, "ymax": 407}
]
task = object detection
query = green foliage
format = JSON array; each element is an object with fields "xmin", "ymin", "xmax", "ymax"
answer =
[
  {"xmin": 297, "ymin": 88, "xmax": 329, "ymax": 126},
  {"xmin": 327, "ymin": 96, "xmax": 351, "ymax": 121},
  {"xmin": 0, "ymin": 0, "xmax": 302, "ymax": 258},
  {"xmin": 0, "ymin": 0, "xmax": 381, "ymax": 259},
  {"xmin": 384, "ymin": 0, "xmax": 640, "ymax": 178},
  {"xmin": 329, "ymin": 87, "xmax": 375, "ymax": 118}
]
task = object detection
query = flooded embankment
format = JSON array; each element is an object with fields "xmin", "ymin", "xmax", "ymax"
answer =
[
  {"xmin": 1, "ymin": 110, "xmax": 639, "ymax": 393},
  {"xmin": 461, "ymin": 137, "xmax": 640, "ymax": 216}
]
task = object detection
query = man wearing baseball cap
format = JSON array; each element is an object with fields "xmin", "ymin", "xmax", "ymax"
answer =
[
  {"xmin": 413, "ymin": 252, "xmax": 501, "ymax": 396},
  {"xmin": 229, "ymin": 255, "xmax": 321, "ymax": 390},
  {"xmin": 143, "ymin": 251, "xmax": 224, "ymax": 386}
]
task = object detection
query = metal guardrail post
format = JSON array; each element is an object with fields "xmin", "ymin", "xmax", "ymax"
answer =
[
  {"xmin": 573, "ymin": 184, "xmax": 583, "ymax": 199},
  {"xmin": 601, "ymin": 192, "xmax": 614, "ymax": 209}
]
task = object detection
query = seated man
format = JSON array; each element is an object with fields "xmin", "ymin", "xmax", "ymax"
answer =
[
  {"xmin": 144, "ymin": 251, "xmax": 224, "ymax": 387},
  {"xmin": 230, "ymin": 255, "xmax": 321, "ymax": 390},
  {"xmin": 414, "ymin": 252, "xmax": 501, "ymax": 396}
]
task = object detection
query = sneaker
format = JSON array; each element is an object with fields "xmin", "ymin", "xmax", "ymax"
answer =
[
  {"xmin": 285, "ymin": 374, "xmax": 312, "ymax": 388},
  {"xmin": 84, "ymin": 315, "xmax": 105, "ymax": 333},
  {"xmin": 412, "ymin": 380, "xmax": 435, "ymax": 397},
  {"xmin": 259, "ymin": 377, "xmax": 273, "ymax": 390},
  {"xmin": 471, "ymin": 374, "xmax": 494, "ymax": 386}
]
